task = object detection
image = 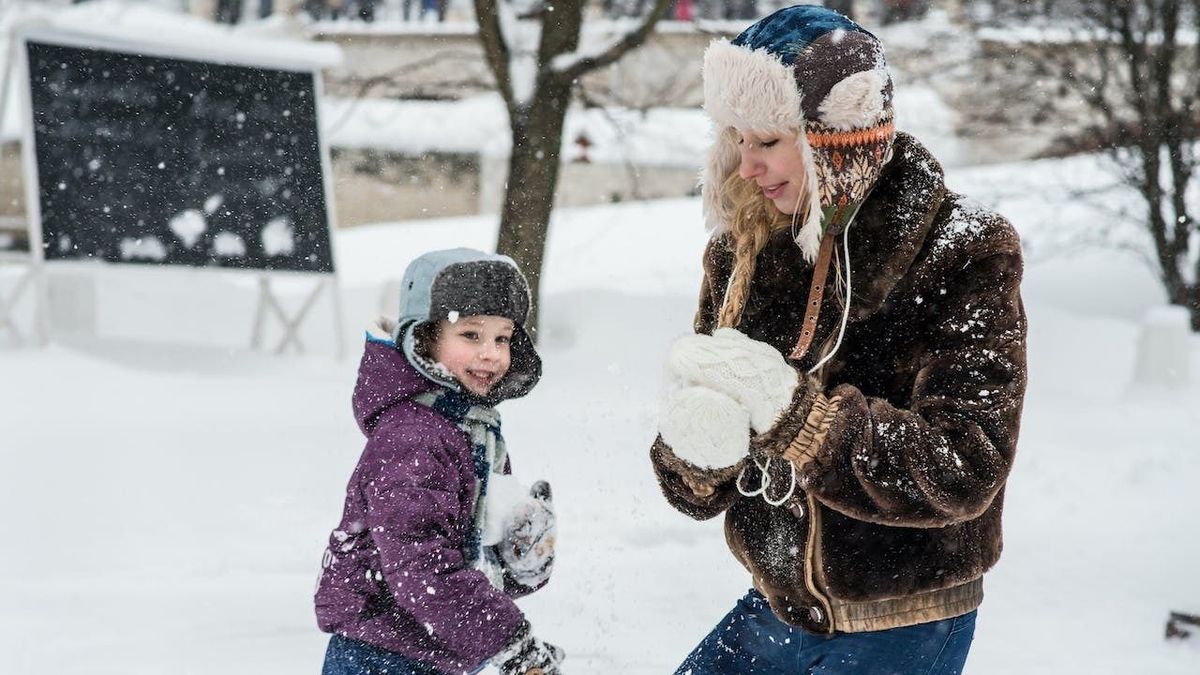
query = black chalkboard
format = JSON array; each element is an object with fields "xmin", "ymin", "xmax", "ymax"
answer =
[{"xmin": 23, "ymin": 37, "xmax": 334, "ymax": 273}]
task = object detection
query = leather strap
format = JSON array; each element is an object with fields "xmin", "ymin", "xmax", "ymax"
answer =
[{"xmin": 789, "ymin": 233, "xmax": 836, "ymax": 362}]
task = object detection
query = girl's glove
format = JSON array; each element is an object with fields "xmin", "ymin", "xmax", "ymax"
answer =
[
  {"xmin": 492, "ymin": 621, "xmax": 565, "ymax": 675},
  {"xmin": 666, "ymin": 328, "xmax": 800, "ymax": 434},
  {"xmin": 498, "ymin": 481, "xmax": 556, "ymax": 589}
]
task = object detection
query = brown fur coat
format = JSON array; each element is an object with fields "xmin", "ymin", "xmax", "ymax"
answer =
[{"xmin": 651, "ymin": 132, "xmax": 1028, "ymax": 633}]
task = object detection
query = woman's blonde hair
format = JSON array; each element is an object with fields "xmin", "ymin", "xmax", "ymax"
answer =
[{"xmin": 717, "ymin": 165, "xmax": 812, "ymax": 328}]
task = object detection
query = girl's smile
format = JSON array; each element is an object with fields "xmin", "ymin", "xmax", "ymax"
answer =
[{"xmin": 432, "ymin": 315, "xmax": 514, "ymax": 397}]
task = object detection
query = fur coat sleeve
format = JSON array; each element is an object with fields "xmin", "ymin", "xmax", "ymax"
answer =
[
  {"xmin": 800, "ymin": 242, "xmax": 1028, "ymax": 528},
  {"xmin": 649, "ymin": 435, "xmax": 742, "ymax": 520}
]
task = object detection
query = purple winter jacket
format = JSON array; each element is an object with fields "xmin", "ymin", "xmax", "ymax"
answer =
[{"xmin": 314, "ymin": 338, "xmax": 526, "ymax": 674}]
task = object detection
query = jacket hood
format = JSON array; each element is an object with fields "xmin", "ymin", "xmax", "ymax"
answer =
[
  {"xmin": 701, "ymin": 4, "xmax": 896, "ymax": 262},
  {"xmin": 352, "ymin": 318, "xmax": 443, "ymax": 436}
]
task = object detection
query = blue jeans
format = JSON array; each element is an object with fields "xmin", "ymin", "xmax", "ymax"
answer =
[
  {"xmin": 677, "ymin": 589, "xmax": 977, "ymax": 675},
  {"xmin": 322, "ymin": 635, "xmax": 443, "ymax": 675}
]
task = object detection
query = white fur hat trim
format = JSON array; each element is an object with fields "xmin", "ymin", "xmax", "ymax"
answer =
[
  {"xmin": 817, "ymin": 69, "xmax": 889, "ymax": 131},
  {"xmin": 702, "ymin": 39, "xmax": 804, "ymax": 133}
]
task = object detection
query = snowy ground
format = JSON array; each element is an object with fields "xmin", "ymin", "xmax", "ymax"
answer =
[
  {"xmin": 3, "ymin": 148, "xmax": 1200, "ymax": 673},
  {"xmin": 3, "ymin": 2, "xmax": 1200, "ymax": 673}
]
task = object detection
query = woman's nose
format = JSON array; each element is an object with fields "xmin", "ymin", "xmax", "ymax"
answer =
[{"xmin": 738, "ymin": 152, "xmax": 762, "ymax": 180}]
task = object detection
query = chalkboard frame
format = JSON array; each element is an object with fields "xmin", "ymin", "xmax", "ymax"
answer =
[
  {"xmin": 8, "ymin": 24, "xmax": 345, "ymax": 355},
  {"xmin": 14, "ymin": 24, "xmax": 342, "ymax": 276}
]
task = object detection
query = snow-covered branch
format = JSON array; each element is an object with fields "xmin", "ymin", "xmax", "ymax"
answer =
[
  {"xmin": 495, "ymin": 0, "xmax": 543, "ymax": 108},
  {"xmin": 551, "ymin": 0, "xmax": 673, "ymax": 82},
  {"xmin": 473, "ymin": 0, "xmax": 516, "ymax": 107}
]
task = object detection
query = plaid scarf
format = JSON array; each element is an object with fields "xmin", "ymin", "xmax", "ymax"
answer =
[{"xmin": 412, "ymin": 388, "xmax": 508, "ymax": 589}]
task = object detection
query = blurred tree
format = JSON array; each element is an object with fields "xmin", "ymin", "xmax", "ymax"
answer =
[
  {"xmin": 473, "ymin": 0, "xmax": 673, "ymax": 334},
  {"xmin": 1057, "ymin": 1, "xmax": 1200, "ymax": 330},
  {"xmin": 824, "ymin": 0, "xmax": 854, "ymax": 21},
  {"xmin": 879, "ymin": 0, "xmax": 929, "ymax": 24},
  {"xmin": 215, "ymin": 0, "xmax": 243, "ymax": 23},
  {"xmin": 965, "ymin": 0, "xmax": 1079, "ymax": 24}
]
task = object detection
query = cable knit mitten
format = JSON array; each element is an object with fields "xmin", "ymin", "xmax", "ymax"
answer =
[
  {"xmin": 667, "ymin": 328, "xmax": 800, "ymax": 433},
  {"xmin": 747, "ymin": 375, "xmax": 835, "ymax": 463},
  {"xmin": 492, "ymin": 621, "xmax": 565, "ymax": 675},
  {"xmin": 659, "ymin": 385, "xmax": 751, "ymax": 483}
]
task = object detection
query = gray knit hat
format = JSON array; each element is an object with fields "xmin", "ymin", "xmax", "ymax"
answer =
[{"xmin": 395, "ymin": 247, "xmax": 541, "ymax": 402}]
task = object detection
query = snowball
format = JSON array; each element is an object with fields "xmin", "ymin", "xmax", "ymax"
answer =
[
  {"xmin": 119, "ymin": 236, "xmax": 167, "ymax": 261},
  {"xmin": 212, "ymin": 232, "xmax": 246, "ymax": 258},
  {"xmin": 168, "ymin": 209, "xmax": 206, "ymax": 249},
  {"xmin": 261, "ymin": 217, "xmax": 295, "ymax": 257}
]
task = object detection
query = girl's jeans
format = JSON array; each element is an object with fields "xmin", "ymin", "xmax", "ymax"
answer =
[
  {"xmin": 676, "ymin": 589, "xmax": 977, "ymax": 675},
  {"xmin": 321, "ymin": 635, "xmax": 443, "ymax": 675}
]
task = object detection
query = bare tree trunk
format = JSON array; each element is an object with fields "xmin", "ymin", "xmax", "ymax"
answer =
[
  {"xmin": 474, "ymin": 0, "xmax": 673, "ymax": 337},
  {"xmin": 215, "ymin": 0, "xmax": 243, "ymax": 23},
  {"xmin": 824, "ymin": 0, "xmax": 854, "ymax": 21},
  {"xmin": 496, "ymin": 83, "xmax": 571, "ymax": 336},
  {"xmin": 1049, "ymin": 1, "xmax": 1200, "ymax": 331}
]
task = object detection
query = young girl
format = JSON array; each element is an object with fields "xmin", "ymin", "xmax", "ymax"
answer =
[
  {"xmin": 651, "ymin": 5, "xmax": 1027, "ymax": 674},
  {"xmin": 315, "ymin": 248, "xmax": 563, "ymax": 675}
]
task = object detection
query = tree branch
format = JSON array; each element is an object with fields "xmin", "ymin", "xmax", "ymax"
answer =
[
  {"xmin": 474, "ymin": 0, "xmax": 515, "ymax": 108},
  {"xmin": 575, "ymin": 81, "xmax": 647, "ymax": 200},
  {"xmin": 555, "ymin": 0, "xmax": 674, "ymax": 83},
  {"xmin": 540, "ymin": 0, "xmax": 584, "ymax": 64}
]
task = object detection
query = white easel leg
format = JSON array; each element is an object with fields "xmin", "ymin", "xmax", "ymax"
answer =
[
  {"xmin": 250, "ymin": 275, "xmax": 337, "ymax": 356},
  {"xmin": 329, "ymin": 277, "xmax": 345, "ymax": 360},
  {"xmin": 0, "ymin": 265, "xmax": 36, "ymax": 345},
  {"xmin": 251, "ymin": 275, "xmax": 271, "ymax": 351}
]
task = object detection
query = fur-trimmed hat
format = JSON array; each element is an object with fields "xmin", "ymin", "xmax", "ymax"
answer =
[
  {"xmin": 393, "ymin": 247, "xmax": 542, "ymax": 402},
  {"xmin": 702, "ymin": 4, "xmax": 895, "ymax": 262}
]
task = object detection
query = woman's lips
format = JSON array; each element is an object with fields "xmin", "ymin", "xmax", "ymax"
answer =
[{"xmin": 762, "ymin": 182, "xmax": 786, "ymax": 199}]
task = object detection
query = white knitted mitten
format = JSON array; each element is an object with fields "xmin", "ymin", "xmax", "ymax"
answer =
[
  {"xmin": 667, "ymin": 328, "xmax": 800, "ymax": 434},
  {"xmin": 659, "ymin": 385, "xmax": 750, "ymax": 470}
]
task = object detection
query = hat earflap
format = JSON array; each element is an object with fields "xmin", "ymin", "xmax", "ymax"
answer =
[
  {"xmin": 701, "ymin": 126, "xmax": 741, "ymax": 235},
  {"xmin": 793, "ymin": 132, "xmax": 824, "ymax": 263},
  {"xmin": 701, "ymin": 126, "xmax": 826, "ymax": 265}
]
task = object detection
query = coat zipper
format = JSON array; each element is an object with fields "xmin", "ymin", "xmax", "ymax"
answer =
[{"xmin": 803, "ymin": 493, "xmax": 836, "ymax": 633}]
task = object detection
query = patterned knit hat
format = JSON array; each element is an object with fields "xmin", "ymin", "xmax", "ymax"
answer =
[{"xmin": 701, "ymin": 4, "xmax": 895, "ymax": 263}]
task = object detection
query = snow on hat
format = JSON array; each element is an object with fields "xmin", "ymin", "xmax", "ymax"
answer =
[
  {"xmin": 394, "ymin": 247, "xmax": 541, "ymax": 401},
  {"xmin": 701, "ymin": 4, "xmax": 895, "ymax": 262}
]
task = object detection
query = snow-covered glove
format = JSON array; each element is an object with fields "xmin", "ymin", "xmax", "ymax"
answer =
[
  {"xmin": 482, "ymin": 475, "xmax": 531, "ymax": 548},
  {"xmin": 657, "ymin": 385, "xmax": 750, "ymax": 491},
  {"xmin": 666, "ymin": 328, "xmax": 800, "ymax": 434},
  {"xmin": 492, "ymin": 621, "xmax": 565, "ymax": 675},
  {"xmin": 497, "ymin": 480, "xmax": 556, "ymax": 589}
]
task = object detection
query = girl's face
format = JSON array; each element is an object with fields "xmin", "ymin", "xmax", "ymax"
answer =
[
  {"xmin": 431, "ymin": 315, "xmax": 514, "ymax": 397},
  {"xmin": 735, "ymin": 130, "xmax": 808, "ymax": 215}
]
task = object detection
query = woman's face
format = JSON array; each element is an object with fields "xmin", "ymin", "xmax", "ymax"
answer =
[{"xmin": 736, "ymin": 130, "xmax": 808, "ymax": 215}]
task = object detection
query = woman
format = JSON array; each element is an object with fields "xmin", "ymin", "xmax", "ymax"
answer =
[{"xmin": 650, "ymin": 5, "xmax": 1027, "ymax": 674}]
